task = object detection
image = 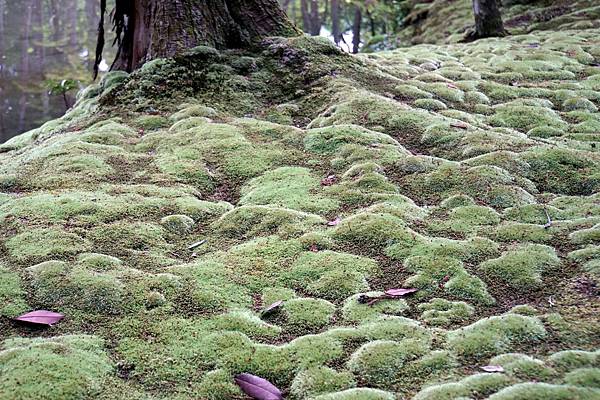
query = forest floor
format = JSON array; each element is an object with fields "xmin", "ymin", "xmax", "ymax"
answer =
[{"xmin": 1, "ymin": 22, "xmax": 600, "ymax": 400}]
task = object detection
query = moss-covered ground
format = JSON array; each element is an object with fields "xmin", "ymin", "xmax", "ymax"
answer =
[{"xmin": 1, "ymin": 25, "xmax": 600, "ymax": 400}]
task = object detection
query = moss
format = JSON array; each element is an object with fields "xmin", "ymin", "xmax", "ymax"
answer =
[
  {"xmin": 312, "ymin": 388, "xmax": 396, "ymax": 400},
  {"xmin": 194, "ymin": 369, "xmax": 243, "ymax": 400},
  {"xmin": 214, "ymin": 205, "xmax": 323, "ymax": 239},
  {"xmin": 6, "ymin": 228, "xmax": 90, "ymax": 264},
  {"xmin": 132, "ymin": 115, "xmax": 169, "ymax": 131},
  {"xmin": 492, "ymin": 222, "xmax": 553, "ymax": 243},
  {"xmin": 428, "ymin": 205, "xmax": 501, "ymax": 235},
  {"xmin": 0, "ymin": 335, "xmax": 113, "ymax": 400},
  {"xmin": 570, "ymin": 224, "xmax": 600, "ymax": 245},
  {"xmin": 284, "ymin": 251, "xmax": 377, "ymax": 302},
  {"xmin": 342, "ymin": 293, "xmax": 409, "ymax": 323},
  {"xmin": 489, "ymin": 104, "xmax": 567, "ymax": 132},
  {"xmin": 405, "ymin": 256, "xmax": 494, "ymax": 305},
  {"xmin": 0, "ymin": 266, "xmax": 29, "ymax": 317},
  {"xmin": 347, "ymin": 339, "xmax": 429, "ymax": 386},
  {"xmin": 210, "ymin": 310, "xmax": 281, "ymax": 339},
  {"xmin": 528, "ymin": 126, "xmax": 564, "ymax": 138},
  {"xmin": 170, "ymin": 105, "xmax": 218, "ymax": 121},
  {"xmin": 414, "ymin": 98, "xmax": 448, "ymax": 111},
  {"xmin": 283, "ymin": 298, "xmax": 336, "ymax": 332},
  {"xmin": 564, "ymin": 368, "xmax": 600, "ymax": 388},
  {"xmin": 479, "ymin": 244, "xmax": 560, "ymax": 291},
  {"xmin": 418, "ymin": 298, "xmax": 475, "ymax": 327},
  {"xmin": 547, "ymin": 350, "xmax": 599, "ymax": 372},
  {"xmin": 160, "ymin": 214, "xmax": 195, "ymax": 234},
  {"xmin": 487, "ymin": 382, "xmax": 600, "ymax": 399},
  {"xmin": 393, "ymin": 84, "xmax": 434, "ymax": 100},
  {"xmin": 447, "ymin": 313, "xmax": 547, "ymax": 359},
  {"xmin": 332, "ymin": 212, "xmax": 424, "ymax": 252},
  {"xmin": 563, "ymin": 97, "xmax": 598, "ymax": 112},
  {"xmin": 240, "ymin": 167, "xmax": 339, "ymax": 214},
  {"xmin": 290, "ymin": 366, "xmax": 356, "ymax": 398}
]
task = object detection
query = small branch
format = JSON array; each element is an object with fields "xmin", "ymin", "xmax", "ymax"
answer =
[{"xmin": 543, "ymin": 207, "xmax": 553, "ymax": 229}]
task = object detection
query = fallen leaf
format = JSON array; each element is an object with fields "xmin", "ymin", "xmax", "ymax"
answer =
[
  {"xmin": 309, "ymin": 244, "xmax": 319, "ymax": 252},
  {"xmin": 447, "ymin": 83, "xmax": 459, "ymax": 89},
  {"xmin": 321, "ymin": 175, "xmax": 337, "ymax": 186},
  {"xmin": 188, "ymin": 239, "xmax": 207, "ymax": 250},
  {"xmin": 385, "ymin": 288, "xmax": 419, "ymax": 297},
  {"xmin": 234, "ymin": 373, "xmax": 283, "ymax": 400},
  {"xmin": 450, "ymin": 122, "xmax": 468, "ymax": 129},
  {"xmin": 14, "ymin": 310, "xmax": 64, "ymax": 327},
  {"xmin": 261, "ymin": 300, "xmax": 283, "ymax": 318},
  {"xmin": 327, "ymin": 217, "xmax": 341, "ymax": 227},
  {"xmin": 480, "ymin": 365, "xmax": 504, "ymax": 373}
]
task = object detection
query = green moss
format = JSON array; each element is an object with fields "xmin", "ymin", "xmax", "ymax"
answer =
[
  {"xmin": 489, "ymin": 105, "xmax": 567, "ymax": 132},
  {"xmin": 132, "ymin": 115, "xmax": 169, "ymax": 131},
  {"xmin": 284, "ymin": 251, "xmax": 377, "ymax": 302},
  {"xmin": 414, "ymin": 98, "xmax": 448, "ymax": 111},
  {"xmin": 563, "ymin": 97, "xmax": 598, "ymax": 112},
  {"xmin": 428, "ymin": 205, "xmax": 501, "ymax": 235},
  {"xmin": 393, "ymin": 84, "xmax": 434, "ymax": 100},
  {"xmin": 492, "ymin": 222, "xmax": 553, "ymax": 243},
  {"xmin": 347, "ymin": 339, "xmax": 429, "ymax": 386},
  {"xmin": 564, "ymin": 368, "xmax": 600, "ymax": 388},
  {"xmin": 0, "ymin": 335, "xmax": 113, "ymax": 400},
  {"xmin": 290, "ymin": 366, "xmax": 356, "ymax": 398},
  {"xmin": 418, "ymin": 298, "xmax": 475, "ymax": 327},
  {"xmin": 6, "ymin": 228, "xmax": 90, "ymax": 264},
  {"xmin": 160, "ymin": 214, "xmax": 195, "ymax": 234},
  {"xmin": 405, "ymin": 256, "xmax": 494, "ymax": 305},
  {"xmin": 332, "ymin": 212, "xmax": 424, "ymax": 252},
  {"xmin": 487, "ymin": 383, "xmax": 600, "ymax": 399},
  {"xmin": 447, "ymin": 313, "xmax": 547, "ymax": 359},
  {"xmin": 283, "ymin": 298, "xmax": 336, "ymax": 332},
  {"xmin": 214, "ymin": 205, "xmax": 323, "ymax": 239},
  {"xmin": 170, "ymin": 105, "xmax": 218, "ymax": 121},
  {"xmin": 547, "ymin": 350, "xmax": 599, "ymax": 372},
  {"xmin": 479, "ymin": 244, "xmax": 560, "ymax": 291},
  {"xmin": 312, "ymin": 388, "xmax": 396, "ymax": 400},
  {"xmin": 240, "ymin": 167, "xmax": 339, "ymax": 214},
  {"xmin": 194, "ymin": 369, "xmax": 242, "ymax": 400},
  {"xmin": 342, "ymin": 293, "xmax": 409, "ymax": 323},
  {"xmin": 0, "ymin": 266, "xmax": 29, "ymax": 317}
]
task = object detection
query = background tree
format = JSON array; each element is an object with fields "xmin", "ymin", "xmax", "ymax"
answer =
[{"xmin": 466, "ymin": 0, "xmax": 507, "ymax": 41}]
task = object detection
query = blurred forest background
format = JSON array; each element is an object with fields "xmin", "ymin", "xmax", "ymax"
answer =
[{"xmin": 0, "ymin": 0, "xmax": 411, "ymax": 143}]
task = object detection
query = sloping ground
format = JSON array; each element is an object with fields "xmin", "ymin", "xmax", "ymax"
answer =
[
  {"xmin": 368, "ymin": 0, "xmax": 600, "ymax": 49},
  {"xmin": 0, "ymin": 28, "xmax": 600, "ymax": 400}
]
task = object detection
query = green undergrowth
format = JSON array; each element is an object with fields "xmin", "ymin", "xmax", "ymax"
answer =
[{"xmin": 0, "ymin": 27, "xmax": 599, "ymax": 400}]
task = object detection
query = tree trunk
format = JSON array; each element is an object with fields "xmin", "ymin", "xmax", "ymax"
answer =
[
  {"xmin": 331, "ymin": 0, "xmax": 341, "ymax": 45},
  {"xmin": 309, "ymin": 0, "xmax": 320, "ymax": 35},
  {"xmin": 107, "ymin": 0, "xmax": 298, "ymax": 73},
  {"xmin": 472, "ymin": 0, "xmax": 506, "ymax": 39},
  {"xmin": 69, "ymin": 0, "xmax": 78, "ymax": 49},
  {"xmin": 31, "ymin": 0, "xmax": 44, "ymax": 76},
  {"xmin": 352, "ymin": 5, "xmax": 361, "ymax": 54},
  {"xmin": 301, "ymin": 0, "xmax": 311, "ymax": 34},
  {"xmin": 20, "ymin": 1, "xmax": 33, "ymax": 76}
]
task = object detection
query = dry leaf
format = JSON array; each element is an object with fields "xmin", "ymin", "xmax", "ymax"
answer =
[
  {"xmin": 14, "ymin": 310, "xmax": 64, "ymax": 327},
  {"xmin": 480, "ymin": 365, "xmax": 504, "ymax": 373},
  {"xmin": 234, "ymin": 373, "xmax": 283, "ymax": 400}
]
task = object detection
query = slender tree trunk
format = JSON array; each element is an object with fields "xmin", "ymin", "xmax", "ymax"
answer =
[
  {"xmin": 69, "ymin": 0, "xmax": 78, "ymax": 49},
  {"xmin": 0, "ymin": 0, "xmax": 5, "ymax": 139},
  {"xmin": 301, "ymin": 0, "xmax": 311, "ymax": 34},
  {"xmin": 309, "ymin": 0, "xmax": 320, "ymax": 35},
  {"xmin": 20, "ymin": 1, "xmax": 33, "ymax": 76},
  {"xmin": 331, "ymin": 0, "xmax": 341, "ymax": 45},
  {"xmin": 471, "ymin": 0, "xmax": 506, "ymax": 39},
  {"xmin": 31, "ymin": 0, "xmax": 44, "ymax": 76},
  {"xmin": 352, "ymin": 5, "xmax": 361, "ymax": 54},
  {"xmin": 105, "ymin": 0, "xmax": 298, "ymax": 73}
]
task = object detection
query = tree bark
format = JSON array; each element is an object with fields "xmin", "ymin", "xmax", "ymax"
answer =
[
  {"xmin": 107, "ymin": 0, "xmax": 298, "ymax": 72},
  {"xmin": 472, "ymin": 0, "xmax": 506, "ymax": 39},
  {"xmin": 352, "ymin": 5, "xmax": 361, "ymax": 54},
  {"xmin": 301, "ymin": 0, "xmax": 311, "ymax": 34},
  {"xmin": 309, "ymin": 0, "xmax": 320, "ymax": 35},
  {"xmin": 331, "ymin": 0, "xmax": 341, "ymax": 45}
]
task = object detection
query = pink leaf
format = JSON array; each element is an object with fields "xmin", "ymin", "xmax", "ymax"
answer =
[
  {"xmin": 450, "ymin": 122, "xmax": 468, "ymax": 129},
  {"xmin": 234, "ymin": 373, "xmax": 283, "ymax": 400},
  {"xmin": 480, "ymin": 365, "xmax": 504, "ymax": 373},
  {"xmin": 327, "ymin": 217, "xmax": 341, "ymax": 227},
  {"xmin": 14, "ymin": 310, "xmax": 64, "ymax": 327},
  {"xmin": 385, "ymin": 288, "xmax": 418, "ymax": 297},
  {"xmin": 447, "ymin": 83, "xmax": 459, "ymax": 89},
  {"xmin": 321, "ymin": 175, "xmax": 337, "ymax": 186}
]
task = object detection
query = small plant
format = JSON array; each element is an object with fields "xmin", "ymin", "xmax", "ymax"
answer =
[{"xmin": 46, "ymin": 78, "xmax": 79, "ymax": 110}]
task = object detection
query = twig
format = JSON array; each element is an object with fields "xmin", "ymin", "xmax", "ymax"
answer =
[
  {"xmin": 543, "ymin": 207, "xmax": 552, "ymax": 229},
  {"xmin": 188, "ymin": 239, "xmax": 207, "ymax": 250}
]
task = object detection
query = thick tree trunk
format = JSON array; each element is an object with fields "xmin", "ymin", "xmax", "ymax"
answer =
[
  {"xmin": 472, "ymin": 0, "xmax": 506, "ymax": 39},
  {"xmin": 352, "ymin": 6, "xmax": 361, "ymax": 54},
  {"xmin": 108, "ymin": 0, "xmax": 298, "ymax": 72},
  {"xmin": 331, "ymin": 0, "xmax": 341, "ymax": 45}
]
